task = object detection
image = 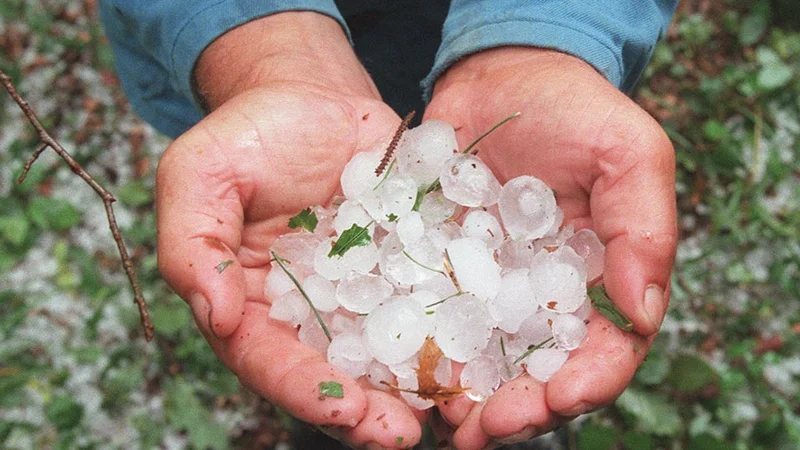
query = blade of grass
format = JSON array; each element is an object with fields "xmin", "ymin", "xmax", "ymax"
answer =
[{"xmin": 270, "ymin": 250, "xmax": 332, "ymax": 341}]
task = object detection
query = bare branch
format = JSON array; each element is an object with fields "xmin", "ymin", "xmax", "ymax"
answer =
[
  {"xmin": 17, "ymin": 142, "xmax": 48, "ymax": 184},
  {"xmin": 1, "ymin": 69, "xmax": 154, "ymax": 341}
]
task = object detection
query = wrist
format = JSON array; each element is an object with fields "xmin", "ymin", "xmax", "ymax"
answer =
[
  {"xmin": 194, "ymin": 12, "xmax": 379, "ymax": 110},
  {"xmin": 432, "ymin": 47, "xmax": 600, "ymax": 97}
]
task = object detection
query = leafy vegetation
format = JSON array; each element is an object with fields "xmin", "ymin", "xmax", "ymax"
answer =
[{"xmin": 0, "ymin": 0, "xmax": 797, "ymax": 449}]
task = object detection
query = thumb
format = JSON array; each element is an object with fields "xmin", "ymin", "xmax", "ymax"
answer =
[
  {"xmin": 156, "ymin": 132, "xmax": 248, "ymax": 338},
  {"xmin": 591, "ymin": 121, "xmax": 678, "ymax": 336}
]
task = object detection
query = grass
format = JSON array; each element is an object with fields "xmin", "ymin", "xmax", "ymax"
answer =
[{"xmin": 1, "ymin": 0, "xmax": 798, "ymax": 449}]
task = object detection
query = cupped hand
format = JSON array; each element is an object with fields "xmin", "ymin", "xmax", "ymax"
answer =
[
  {"xmin": 156, "ymin": 13, "xmax": 425, "ymax": 449},
  {"xmin": 423, "ymin": 47, "xmax": 678, "ymax": 448}
]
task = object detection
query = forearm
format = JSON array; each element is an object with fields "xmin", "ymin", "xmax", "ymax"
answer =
[{"xmin": 194, "ymin": 12, "xmax": 379, "ymax": 111}]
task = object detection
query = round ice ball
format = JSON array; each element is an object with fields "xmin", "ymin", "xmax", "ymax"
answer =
[
  {"xmin": 433, "ymin": 294, "xmax": 494, "ymax": 362},
  {"xmin": 439, "ymin": 154, "xmax": 501, "ymax": 207},
  {"xmin": 363, "ymin": 297, "xmax": 431, "ymax": 365},
  {"xmin": 528, "ymin": 246, "xmax": 588, "ymax": 313},
  {"xmin": 498, "ymin": 175, "xmax": 557, "ymax": 240}
]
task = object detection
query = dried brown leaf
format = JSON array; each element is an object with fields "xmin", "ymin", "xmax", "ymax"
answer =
[{"xmin": 383, "ymin": 337, "xmax": 464, "ymax": 402}]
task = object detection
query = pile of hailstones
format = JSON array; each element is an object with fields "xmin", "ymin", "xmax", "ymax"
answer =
[{"xmin": 266, "ymin": 119, "xmax": 604, "ymax": 409}]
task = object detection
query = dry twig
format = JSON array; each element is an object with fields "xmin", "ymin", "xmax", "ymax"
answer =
[{"xmin": 1, "ymin": 69, "xmax": 154, "ymax": 341}]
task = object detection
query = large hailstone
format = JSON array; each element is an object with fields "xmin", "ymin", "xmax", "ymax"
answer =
[
  {"xmin": 439, "ymin": 154, "xmax": 502, "ymax": 207},
  {"xmin": 434, "ymin": 294, "xmax": 494, "ymax": 362},
  {"xmin": 498, "ymin": 175, "xmax": 558, "ymax": 240},
  {"xmin": 340, "ymin": 149, "xmax": 384, "ymax": 201},
  {"xmin": 445, "ymin": 237, "xmax": 502, "ymax": 301},
  {"xmin": 528, "ymin": 246, "xmax": 587, "ymax": 313},
  {"xmin": 363, "ymin": 297, "xmax": 431, "ymax": 365},
  {"xmin": 396, "ymin": 119, "xmax": 458, "ymax": 187}
]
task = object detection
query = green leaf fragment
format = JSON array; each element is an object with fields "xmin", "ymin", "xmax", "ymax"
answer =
[
  {"xmin": 587, "ymin": 286, "xmax": 634, "ymax": 332},
  {"xmin": 513, "ymin": 336, "xmax": 554, "ymax": 365},
  {"xmin": 666, "ymin": 353, "xmax": 717, "ymax": 393},
  {"xmin": 0, "ymin": 215, "xmax": 29, "ymax": 246},
  {"xmin": 288, "ymin": 208, "xmax": 318, "ymax": 232},
  {"xmin": 46, "ymin": 395, "xmax": 84, "ymax": 431},
  {"xmin": 118, "ymin": 181, "xmax": 153, "ymax": 207},
  {"xmin": 576, "ymin": 422, "xmax": 619, "ymax": 450},
  {"xmin": 215, "ymin": 259, "xmax": 233, "ymax": 273},
  {"xmin": 166, "ymin": 378, "xmax": 230, "ymax": 450},
  {"xmin": 386, "ymin": 213, "xmax": 398, "ymax": 222},
  {"xmin": 412, "ymin": 188, "xmax": 426, "ymax": 211},
  {"xmin": 396, "ymin": 436, "xmax": 404, "ymax": 445},
  {"xmin": 328, "ymin": 222, "xmax": 372, "ymax": 258},
  {"xmin": 271, "ymin": 250, "xmax": 332, "ymax": 341},
  {"xmin": 615, "ymin": 387, "xmax": 681, "ymax": 436},
  {"xmin": 461, "ymin": 111, "xmax": 521, "ymax": 155},
  {"xmin": 319, "ymin": 381, "xmax": 344, "ymax": 398}
]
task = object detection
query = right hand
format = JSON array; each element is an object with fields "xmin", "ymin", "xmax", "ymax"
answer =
[{"xmin": 156, "ymin": 12, "xmax": 425, "ymax": 449}]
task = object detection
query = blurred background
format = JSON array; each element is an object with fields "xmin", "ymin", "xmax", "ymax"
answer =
[{"xmin": 1, "ymin": 0, "xmax": 798, "ymax": 449}]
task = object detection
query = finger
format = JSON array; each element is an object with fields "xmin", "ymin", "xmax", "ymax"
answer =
[
  {"xmin": 590, "ymin": 121, "xmax": 677, "ymax": 335},
  {"xmin": 157, "ymin": 134, "xmax": 249, "ymax": 338},
  {"xmin": 225, "ymin": 302, "xmax": 368, "ymax": 427},
  {"xmin": 546, "ymin": 310, "xmax": 652, "ymax": 415},
  {"xmin": 436, "ymin": 363, "xmax": 475, "ymax": 427},
  {"xmin": 452, "ymin": 402, "xmax": 492, "ymax": 450},
  {"xmin": 342, "ymin": 390, "xmax": 423, "ymax": 449},
  {"xmin": 479, "ymin": 374, "xmax": 556, "ymax": 443}
]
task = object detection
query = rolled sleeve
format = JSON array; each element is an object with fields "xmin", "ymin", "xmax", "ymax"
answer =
[
  {"xmin": 99, "ymin": 0, "xmax": 348, "ymax": 138},
  {"xmin": 423, "ymin": 0, "xmax": 678, "ymax": 100}
]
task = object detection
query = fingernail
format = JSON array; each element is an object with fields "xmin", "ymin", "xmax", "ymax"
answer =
[
  {"xmin": 495, "ymin": 425, "xmax": 537, "ymax": 444},
  {"xmin": 189, "ymin": 292, "xmax": 217, "ymax": 339},
  {"xmin": 561, "ymin": 400, "xmax": 598, "ymax": 416},
  {"xmin": 643, "ymin": 284, "xmax": 665, "ymax": 333}
]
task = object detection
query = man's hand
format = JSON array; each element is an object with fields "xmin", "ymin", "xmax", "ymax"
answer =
[
  {"xmin": 424, "ymin": 47, "xmax": 678, "ymax": 449},
  {"xmin": 156, "ymin": 13, "xmax": 424, "ymax": 448}
]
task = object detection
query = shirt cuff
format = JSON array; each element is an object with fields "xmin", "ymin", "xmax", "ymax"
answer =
[
  {"xmin": 169, "ymin": 0, "xmax": 349, "ymax": 108},
  {"xmin": 423, "ymin": 0, "xmax": 678, "ymax": 100},
  {"xmin": 422, "ymin": 19, "xmax": 623, "ymax": 100}
]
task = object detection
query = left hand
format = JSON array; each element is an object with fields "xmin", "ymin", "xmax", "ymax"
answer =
[{"xmin": 423, "ymin": 47, "xmax": 678, "ymax": 449}]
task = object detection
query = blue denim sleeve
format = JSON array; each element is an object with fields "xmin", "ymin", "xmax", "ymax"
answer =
[
  {"xmin": 423, "ymin": 0, "xmax": 678, "ymax": 100},
  {"xmin": 98, "ymin": 1, "xmax": 348, "ymax": 138}
]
